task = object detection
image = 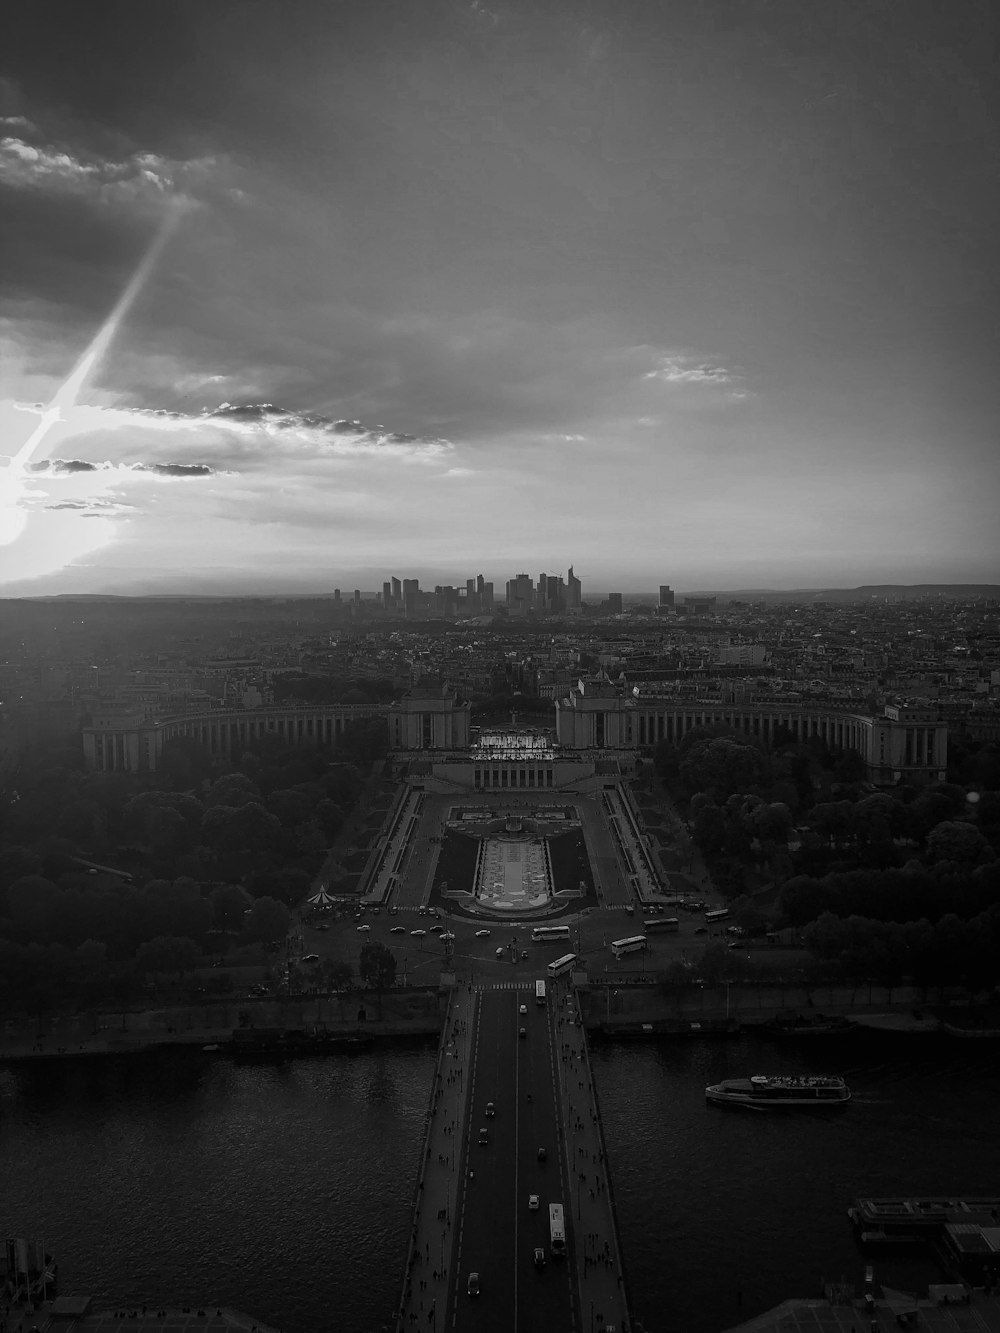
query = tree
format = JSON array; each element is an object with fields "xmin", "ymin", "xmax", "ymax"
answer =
[
  {"xmin": 210, "ymin": 883, "xmax": 253, "ymax": 932},
  {"xmin": 926, "ymin": 820, "xmax": 991, "ymax": 868},
  {"xmin": 205, "ymin": 773, "xmax": 260, "ymax": 809},
  {"xmin": 245, "ymin": 895, "xmax": 290, "ymax": 944},
  {"xmin": 359, "ymin": 941, "xmax": 397, "ymax": 1014},
  {"xmin": 318, "ymin": 958, "xmax": 354, "ymax": 1015},
  {"xmin": 679, "ymin": 738, "xmax": 765, "ymax": 801},
  {"xmin": 266, "ymin": 787, "xmax": 316, "ymax": 829},
  {"xmin": 135, "ymin": 934, "xmax": 201, "ymax": 979}
]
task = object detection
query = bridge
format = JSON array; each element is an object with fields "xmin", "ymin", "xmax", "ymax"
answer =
[{"xmin": 397, "ymin": 980, "xmax": 631, "ymax": 1333}]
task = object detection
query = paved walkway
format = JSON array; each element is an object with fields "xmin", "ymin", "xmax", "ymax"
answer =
[
  {"xmin": 395, "ymin": 985, "xmax": 477, "ymax": 1333},
  {"xmin": 551, "ymin": 976, "xmax": 632, "ymax": 1333}
]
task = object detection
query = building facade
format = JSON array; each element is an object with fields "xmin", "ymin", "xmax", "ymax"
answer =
[{"xmin": 555, "ymin": 678, "xmax": 948, "ymax": 784}]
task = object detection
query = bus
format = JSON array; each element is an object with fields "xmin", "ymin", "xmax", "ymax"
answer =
[
  {"xmin": 547, "ymin": 953, "xmax": 577, "ymax": 978},
  {"xmin": 549, "ymin": 1203, "xmax": 566, "ymax": 1258},
  {"xmin": 535, "ymin": 979, "xmax": 546, "ymax": 1006},
  {"xmin": 643, "ymin": 917, "xmax": 679, "ymax": 934},
  {"xmin": 611, "ymin": 935, "xmax": 647, "ymax": 960},
  {"xmin": 531, "ymin": 925, "xmax": 571, "ymax": 944},
  {"xmin": 705, "ymin": 908, "xmax": 730, "ymax": 924}
]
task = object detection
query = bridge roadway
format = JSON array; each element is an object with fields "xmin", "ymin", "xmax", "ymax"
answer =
[{"xmin": 396, "ymin": 982, "xmax": 630, "ymax": 1333}]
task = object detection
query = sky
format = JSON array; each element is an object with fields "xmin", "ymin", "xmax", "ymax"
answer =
[{"xmin": 1, "ymin": 0, "xmax": 998, "ymax": 597}]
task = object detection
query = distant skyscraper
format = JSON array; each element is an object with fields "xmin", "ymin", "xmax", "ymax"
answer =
[
  {"xmin": 567, "ymin": 566, "xmax": 582, "ymax": 611},
  {"xmin": 333, "ymin": 588, "xmax": 341, "ymax": 603},
  {"xmin": 658, "ymin": 584, "xmax": 675, "ymax": 610},
  {"xmin": 402, "ymin": 577, "xmax": 420, "ymax": 615},
  {"xmin": 506, "ymin": 573, "xmax": 534, "ymax": 616},
  {"xmin": 391, "ymin": 576, "xmax": 402, "ymax": 604},
  {"xmin": 607, "ymin": 592, "xmax": 623, "ymax": 614},
  {"xmin": 382, "ymin": 581, "xmax": 392, "ymax": 606}
]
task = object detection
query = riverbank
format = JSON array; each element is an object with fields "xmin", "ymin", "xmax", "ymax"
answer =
[
  {"xmin": 0, "ymin": 985, "xmax": 446, "ymax": 1063},
  {"xmin": 3, "ymin": 983, "xmax": 995, "ymax": 1064}
]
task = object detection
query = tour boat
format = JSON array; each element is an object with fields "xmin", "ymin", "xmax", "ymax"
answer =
[{"xmin": 705, "ymin": 1073, "xmax": 851, "ymax": 1108}]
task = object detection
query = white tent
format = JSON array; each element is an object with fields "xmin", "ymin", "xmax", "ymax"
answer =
[{"xmin": 307, "ymin": 885, "xmax": 337, "ymax": 909}]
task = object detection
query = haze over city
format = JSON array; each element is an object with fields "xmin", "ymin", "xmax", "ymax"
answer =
[{"xmin": 2, "ymin": 0, "xmax": 998, "ymax": 596}]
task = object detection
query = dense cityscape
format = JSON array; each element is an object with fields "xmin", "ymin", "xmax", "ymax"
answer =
[{"xmin": 3, "ymin": 579, "xmax": 1000, "ymax": 1327}]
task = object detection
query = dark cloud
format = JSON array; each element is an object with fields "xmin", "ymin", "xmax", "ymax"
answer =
[
  {"xmin": 132, "ymin": 462, "xmax": 213, "ymax": 476},
  {"xmin": 41, "ymin": 458, "xmax": 99, "ymax": 473}
]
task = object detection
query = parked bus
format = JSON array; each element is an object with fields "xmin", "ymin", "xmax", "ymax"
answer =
[
  {"xmin": 705, "ymin": 908, "xmax": 730, "ymax": 923},
  {"xmin": 611, "ymin": 935, "xmax": 647, "ymax": 960},
  {"xmin": 643, "ymin": 917, "xmax": 679, "ymax": 934},
  {"xmin": 535, "ymin": 979, "xmax": 546, "ymax": 1006},
  {"xmin": 531, "ymin": 925, "xmax": 571, "ymax": 944},
  {"xmin": 547, "ymin": 953, "xmax": 577, "ymax": 978},
  {"xmin": 549, "ymin": 1203, "xmax": 566, "ymax": 1258}
]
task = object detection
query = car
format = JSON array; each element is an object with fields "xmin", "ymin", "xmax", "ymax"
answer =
[
  {"xmin": 429, "ymin": 924, "xmax": 443, "ymax": 933},
  {"xmin": 528, "ymin": 1194, "xmax": 539, "ymax": 1211},
  {"xmin": 694, "ymin": 926, "xmax": 708, "ymax": 935},
  {"xmin": 440, "ymin": 931, "xmax": 455, "ymax": 941},
  {"xmin": 475, "ymin": 929, "xmax": 491, "ymax": 938},
  {"xmin": 467, "ymin": 1272, "xmax": 480, "ymax": 1298},
  {"xmin": 478, "ymin": 1128, "xmax": 489, "ymax": 1145},
  {"xmin": 537, "ymin": 1147, "xmax": 547, "ymax": 1161},
  {"xmin": 433, "ymin": 910, "xmax": 441, "ymax": 919},
  {"xmin": 519, "ymin": 1027, "xmax": 526, "ymax": 1039},
  {"xmin": 417, "ymin": 906, "xmax": 428, "ymax": 916},
  {"xmin": 356, "ymin": 924, "xmax": 371, "ymax": 932},
  {"xmin": 533, "ymin": 1247, "xmax": 546, "ymax": 1269},
  {"xmin": 520, "ymin": 950, "xmax": 528, "ymax": 960},
  {"xmin": 624, "ymin": 904, "xmax": 635, "ymax": 914},
  {"xmin": 301, "ymin": 953, "xmax": 320, "ymax": 963},
  {"xmin": 519, "ymin": 1003, "xmax": 527, "ymax": 1015},
  {"xmin": 371, "ymin": 905, "xmax": 380, "ymax": 915},
  {"xmin": 496, "ymin": 947, "xmax": 505, "ymax": 959},
  {"xmin": 390, "ymin": 926, "xmax": 406, "ymax": 934},
  {"xmin": 315, "ymin": 922, "xmax": 330, "ymax": 931},
  {"xmin": 389, "ymin": 905, "xmax": 398, "ymax": 916},
  {"xmin": 485, "ymin": 1101, "xmax": 495, "ymax": 1117},
  {"xmin": 410, "ymin": 929, "xmax": 426, "ymax": 938}
]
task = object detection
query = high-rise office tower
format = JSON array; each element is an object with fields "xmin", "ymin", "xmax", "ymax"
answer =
[
  {"xmin": 506, "ymin": 573, "xmax": 534, "ymax": 616},
  {"xmin": 658, "ymin": 584, "xmax": 675, "ymax": 610},
  {"xmin": 567, "ymin": 566, "xmax": 582, "ymax": 609},
  {"xmin": 607, "ymin": 592, "xmax": 623, "ymax": 614},
  {"xmin": 382, "ymin": 581, "xmax": 392, "ymax": 606},
  {"xmin": 391, "ymin": 576, "xmax": 402, "ymax": 604}
]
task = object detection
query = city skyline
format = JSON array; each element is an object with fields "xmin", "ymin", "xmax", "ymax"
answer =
[{"xmin": 2, "ymin": 1, "xmax": 999, "ymax": 596}]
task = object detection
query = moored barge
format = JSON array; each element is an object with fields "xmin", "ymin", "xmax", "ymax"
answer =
[{"xmin": 849, "ymin": 1196, "xmax": 1000, "ymax": 1245}]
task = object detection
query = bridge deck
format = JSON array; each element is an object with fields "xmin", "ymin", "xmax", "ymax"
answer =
[{"xmin": 397, "ymin": 981, "xmax": 630, "ymax": 1333}]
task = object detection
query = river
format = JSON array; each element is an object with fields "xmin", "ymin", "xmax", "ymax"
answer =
[{"xmin": 3, "ymin": 1030, "xmax": 999, "ymax": 1332}]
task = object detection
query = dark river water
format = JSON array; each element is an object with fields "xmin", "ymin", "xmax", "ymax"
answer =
[{"xmin": 3, "ymin": 1031, "xmax": 1000, "ymax": 1333}]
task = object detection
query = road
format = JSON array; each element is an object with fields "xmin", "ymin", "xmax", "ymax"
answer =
[{"xmin": 452, "ymin": 987, "xmax": 576, "ymax": 1332}]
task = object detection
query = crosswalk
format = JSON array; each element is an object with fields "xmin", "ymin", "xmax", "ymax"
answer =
[{"xmin": 485, "ymin": 981, "xmax": 534, "ymax": 990}]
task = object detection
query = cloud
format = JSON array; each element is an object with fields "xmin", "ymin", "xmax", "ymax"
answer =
[
  {"xmin": 642, "ymin": 357, "xmax": 734, "ymax": 386},
  {"xmin": 131, "ymin": 462, "xmax": 214, "ymax": 477},
  {"xmin": 33, "ymin": 458, "xmax": 102, "ymax": 474},
  {"xmin": 0, "ymin": 132, "xmax": 231, "ymax": 211}
]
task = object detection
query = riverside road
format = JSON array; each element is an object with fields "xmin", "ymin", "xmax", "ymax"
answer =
[{"xmin": 397, "ymin": 981, "xmax": 630, "ymax": 1333}]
